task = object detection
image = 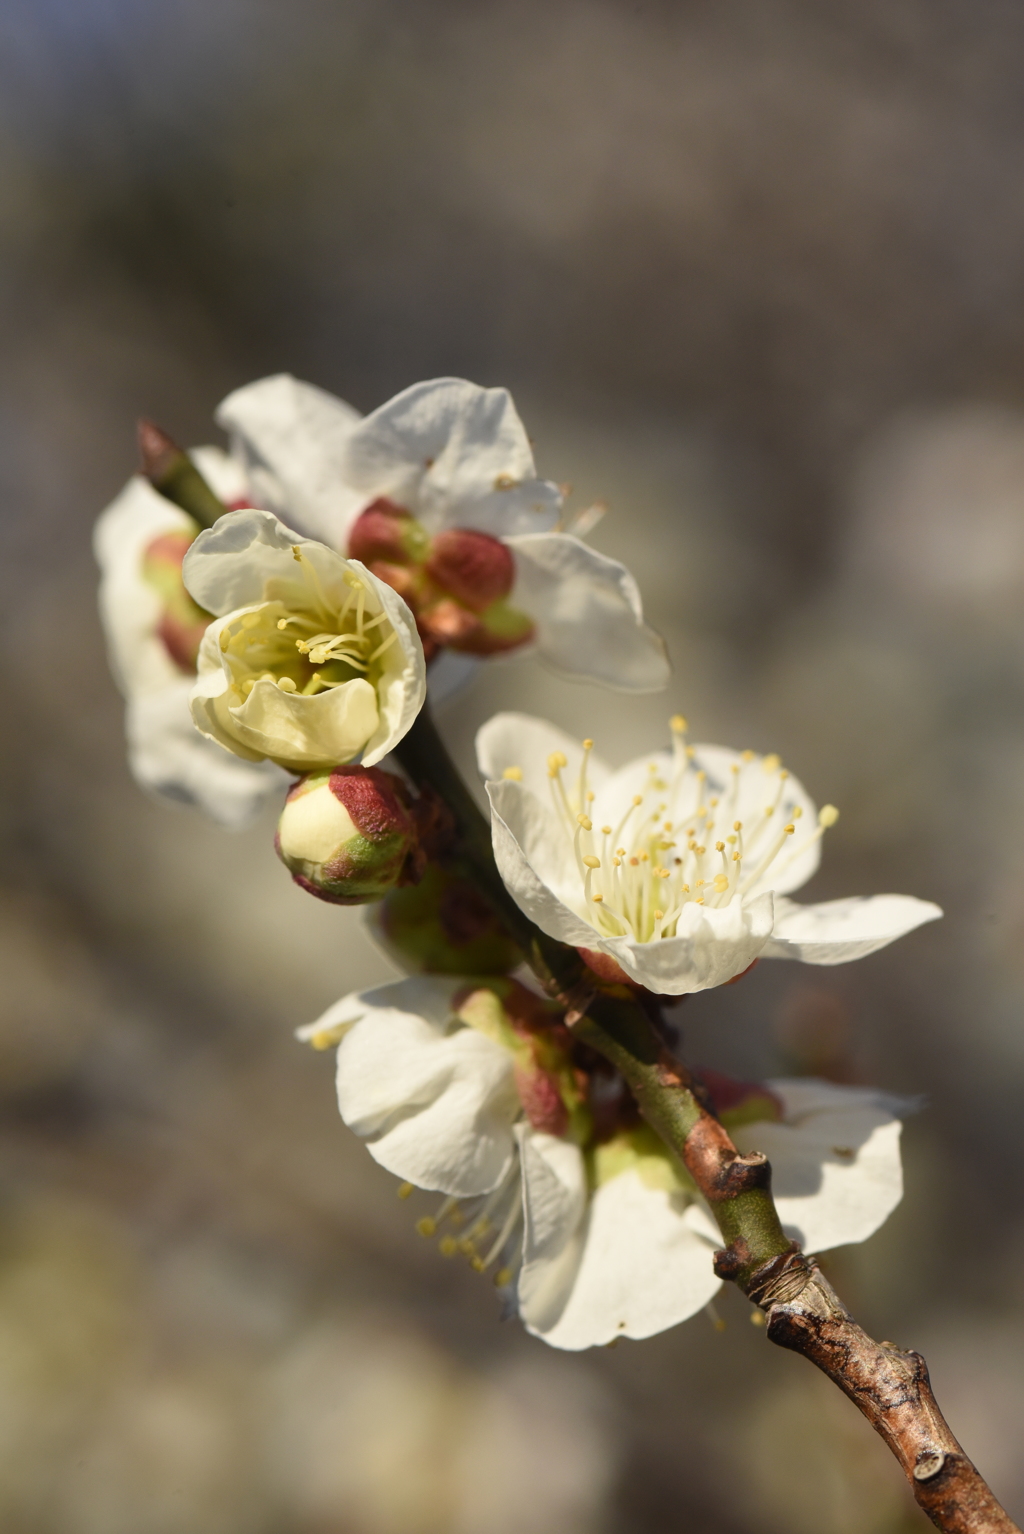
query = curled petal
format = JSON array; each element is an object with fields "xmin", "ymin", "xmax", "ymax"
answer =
[
  {"xmin": 216, "ymin": 373, "xmax": 365, "ymax": 547},
  {"xmin": 339, "ymin": 378, "xmax": 563, "ymax": 534},
  {"xmin": 762, "ymin": 894, "xmax": 943, "ymax": 964},
  {"xmin": 506, "ymin": 534, "xmax": 670, "ymax": 693},
  {"xmin": 331, "ymin": 978, "xmax": 521, "ymax": 1197}
]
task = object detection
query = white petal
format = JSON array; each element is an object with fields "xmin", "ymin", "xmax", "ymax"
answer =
[
  {"xmin": 94, "ymin": 475, "xmax": 195, "ymax": 698},
  {"xmin": 475, "ymin": 712, "xmax": 611, "ymax": 800},
  {"xmin": 126, "ymin": 682, "xmax": 288, "ymax": 827},
  {"xmin": 598, "ymin": 893, "xmax": 775, "ymax": 995},
  {"xmin": 520, "ymin": 1145, "xmax": 721, "ymax": 1350},
  {"xmin": 733, "ymin": 1079, "xmax": 906, "ymax": 1252},
  {"xmin": 215, "ymin": 374, "xmax": 365, "ymax": 548},
  {"xmin": 762, "ymin": 894, "xmax": 943, "ymax": 964},
  {"xmin": 486, "ymin": 780, "xmax": 596, "ymax": 944},
  {"xmin": 333, "ymin": 978, "xmax": 520, "ymax": 1197},
  {"xmin": 339, "ymin": 378, "xmax": 563, "ymax": 534},
  {"xmin": 182, "ymin": 507, "xmax": 323, "ymax": 615},
  {"xmin": 506, "ymin": 534, "xmax": 670, "ymax": 693}
]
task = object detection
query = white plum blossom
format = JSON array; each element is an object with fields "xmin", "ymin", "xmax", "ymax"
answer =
[
  {"xmin": 299, "ymin": 976, "xmax": 908, "ymax": 1351},
  {"xmin": 477, "ymin": 713, "xmax": 942, "ymax": 994},
  {"xmin": 216, "ymin": 373, "xmax": 669, "ymax": 692},
  {"xmin": 93, "ymin": 448, "xmax": 287, "ymax": 826},
  {"xmin": 183, "ymin": 508, "xmax": 425, "ymax": 774}
]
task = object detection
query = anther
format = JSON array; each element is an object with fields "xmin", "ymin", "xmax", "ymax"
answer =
[
  {"xmin": 582, "ymin": 738, "xmax": 593, "ymax": 750},
  {"xmin": 397, "ymin": 1183, "xmax": 414, "ymax": 1200},
  {"xmin": 742, "ymin": 750, "xmax": 754, "ymax": 762},
  {"xmin": 733, "ymin": 820, "xmax": 742, "ymax": 831},
  {"xmin": 547, "ymin": 751, "xmax": 567, "ymax": 776},
  {"xmin": 670, "ymin": 714, "xmax": 687, "ymax": 732},
  {"xmin": 583, "ymin": 855, "xmax": 601, "ymax": 869},
  {"xmin": 291, "ymin": 545, "xmax": 303, "ymax": 561},
  {"xmin": 716, "ymin": 841, "xmax": 725, "ymax": 852},
  {"xmin": 602, "ymin": 825, "xmax": 612, "ymax": 836},
  {"xmin": 592, "ymin": 893, "xmax": 604, "ymax": 903},
  {"xmin": 577, "ymin": 814, "xmax": 592, "ymax": 831},
  {"xmin": 416, "ymin": 1217, "xmax": 437, "ymax": 1238},
  {"xmin": 219, "ymin": 628, "xmax": 230, "ymax": 652},
  {"xmin": 502, "ymin": 766, "xmax": 523, "ymax": 781},
  {"xmin": 494, "ymin": 1268, "xmax": 513, "ymax": 1288},
  {"xmin": 632, "ymin": 796, "xmax": 643, "ymax": 806},
  {"xmin": 276, "ymin": 618, "xmax": 290, "ymax": 630},
  {"xmin": 784, "ymin": 823, "xmax": 795, "ymax": 835},
  {"xmin": 278, "ymin": 676, "xmax": 297, "ymax": 692},
  {"xmin": 439, "ymin": 1237, "xmax": 458, "ymax": 1258},
  {"xmin": 653, "ymin": 909, "xmax": 664, "ymax": 921},
  {"xmin": 819, "ymin": 804, "xmax": 840, "ymax": 827},
  {"xmin": 629, "ymin": 857, "xmax": 639, "ymax": 867}
]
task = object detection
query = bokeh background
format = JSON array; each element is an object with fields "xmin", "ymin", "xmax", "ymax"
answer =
[{"xmin": 2, "ymin": 1, "xmax": 1023, "ymax": 1529}]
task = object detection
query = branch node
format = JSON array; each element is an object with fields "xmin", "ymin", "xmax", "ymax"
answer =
[
  {"xmin": 913, "ymin": 1451, "xmax": 947, "ymax": 1482},
  {"xmin": 746, "ymin": 1244, "xmax": 818, "ymax": 1308}
]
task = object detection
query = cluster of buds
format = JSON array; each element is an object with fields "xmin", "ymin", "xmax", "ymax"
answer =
[{"xmin": 348, "ymin": 498, "xmax": 535, "ymax": 660}]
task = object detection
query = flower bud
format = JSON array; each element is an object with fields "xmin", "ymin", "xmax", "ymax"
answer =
[
  {"xmin": 141, "ymin": 526, "xmax": 210, "ymax": 672},
  {"xmin": 347, "ymin": 498, "xmax": 431, "ymax": 566},
  {"xmin": 424, "ymin": 528, "xmax": 515, "ymax": 612},
  {"xmin": 371, "ymin": 862, "xmax": 521, "ymax": 975},
  {"xmin": 275, "ymin": 766, "xmax": 416, "ymax": 904}
]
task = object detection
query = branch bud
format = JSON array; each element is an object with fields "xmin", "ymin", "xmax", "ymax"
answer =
[
  {"xmin": 138, "ymin": 419, "xmax": 229, "ymax": 529},
  {"xmin": 371, "ymin": 862, "xmax": 522, "ymax": 974}
]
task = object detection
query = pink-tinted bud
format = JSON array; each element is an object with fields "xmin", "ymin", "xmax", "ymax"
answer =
[
  {"xmin": 374, "ymin": 863, "xmax": 521, "ymax": 975},
  {"xmin": 348, "ymin": 498, "xmax": 431, "ymax": 566},
  {"xmin": 275, "ymin": 766, "xmax": 416, "ymax": 905},
  {"xmin": 141, "ymin": 528, "xmax": 210, "ymax": 672},
  {"xmin": 425, "ymin": 528, "xmax": 515, "ymax": 612}
]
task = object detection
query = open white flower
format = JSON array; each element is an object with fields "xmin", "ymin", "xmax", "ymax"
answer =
[
  {"xmin": 217, "ymin": 373, "xmax": 669, "ymax": 692},
  {"xmin": 299, "ymin": 976, "xmax": 907, "ymax": 1351},
  {"xmin": 183, "ymin": 508, "xmax": 425, "ymax": 774},
  {"xmin": 93, "ymin": 451, "xmax": 286, "ymax": 826},
  {"xmin": 477, "ymin": 713, "xmax": 942, "ymax": 994}
]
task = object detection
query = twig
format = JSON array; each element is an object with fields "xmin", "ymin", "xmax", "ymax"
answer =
[{"xmin": 397, "ymin": 704, "xmax": 1020, "ymax": 1534}]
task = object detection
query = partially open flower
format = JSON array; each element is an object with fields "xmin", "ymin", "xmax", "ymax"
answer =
[
  {"xmin": 478, "ymin": 712, "xmax": 942, "ymax": 994},
  {"xmin": 365, "ymin": 862, "xmax": 523, "ymax": 975},
  {"xmin": 276, "ymin": 767, "xmax": 417, "ymax": 904},
  {"xmin": 217, "ymin": 374, "xmax": 669, "ymax": 691},
  {"xmin": 183, "ymin": 508, "xmax": 426, "ymax": 773},
  {"xmin": 299, "ymin": 976, "xmax": 909, "ymax": 1350}
]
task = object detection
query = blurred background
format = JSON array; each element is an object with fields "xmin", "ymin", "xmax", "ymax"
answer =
[{"xmin": 1, "ymin": 1, "xmax": 1023, "ymax": 1528}]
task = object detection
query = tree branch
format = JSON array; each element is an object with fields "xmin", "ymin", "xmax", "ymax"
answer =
[{"xmin": 397, "ymin": 704, "xmax": 1020, "ymax": 1534}]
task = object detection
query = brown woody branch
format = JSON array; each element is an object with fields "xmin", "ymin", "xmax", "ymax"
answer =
[
  {"xmin": 570, "ymin": 992, "xmax": 1020, "ymax": 1534},
  {"xmin": 397, "ymin": 705, "xmax": 1020, "ymax": 1534}
]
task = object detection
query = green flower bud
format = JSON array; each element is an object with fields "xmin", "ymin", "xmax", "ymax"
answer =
[
  {"xmin": 370, "ymin": 862, "xmax": 522, "ymax": 975},
  {"xmin": 275, "ymin": 766, "xmax": 416, "ymax": 905}
]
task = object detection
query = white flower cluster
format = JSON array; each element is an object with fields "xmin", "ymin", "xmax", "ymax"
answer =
[{"xmin": 93, "ymin": 374, "xmax": 942, "ymax": 1350}]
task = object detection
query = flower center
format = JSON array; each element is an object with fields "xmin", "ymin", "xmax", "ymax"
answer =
[
  {"xmin": 532, "ymin": 716, "xmax": 838, "ymax": 944},
  {"xmin": 218, "ymin": 552, "xmax": 399, "ymax": 700}
]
